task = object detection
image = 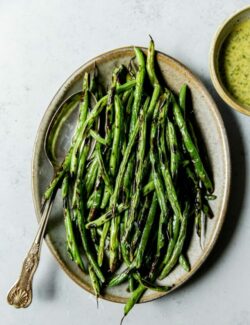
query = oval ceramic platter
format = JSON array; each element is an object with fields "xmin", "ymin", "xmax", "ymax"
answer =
[{"xmin": 32, "ymin": 47, "xmax": 230, "ymax": 304}]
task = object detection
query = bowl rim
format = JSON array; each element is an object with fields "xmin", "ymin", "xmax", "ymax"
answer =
[
  {"xmin": 209, "ymin": 5, "xmax": 250, "ymax": 116},
  {"xmin": 32, "ymin": 46, "xmax": 231, "ymax": 304}
]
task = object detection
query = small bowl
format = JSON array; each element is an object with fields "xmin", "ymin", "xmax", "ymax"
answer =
[{"xmin": 210, "ymin": 5, "xmax": 250, "ymax": 116}]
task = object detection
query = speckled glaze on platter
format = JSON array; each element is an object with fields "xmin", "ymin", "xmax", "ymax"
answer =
[{"xmin": 32, "ymin": 46, "xmax": 230, "ymax": 304}]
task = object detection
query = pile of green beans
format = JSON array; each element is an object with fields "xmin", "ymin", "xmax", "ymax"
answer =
[{"xmin": 44, "ymin": 39, "xmax": 215, "ymax": 319}]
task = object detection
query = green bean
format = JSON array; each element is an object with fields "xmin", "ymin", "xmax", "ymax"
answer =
[
  {"xmin": 150, "ymin": 99, "xmax": 168, "ymax": 216},
  {"xmin": 130, "ymin": 196, "xmax": 150, "ymax": 258},
  {"xmin": 87, "ymin": 167, "xmax": 104, "ymax": 249},
  {"xmin": 205, "ymin": 194, "xmax": 217, "ymax": 201},
  {"xmin": 185, "ymin": 162, "xmax": 198, "ymax": 185},
  {"xmin": 74, "ymin": 148, "xmax": 100, "ymax": 256},
  {"xmin": 121, "ymin": 46, "xmax": 146, "ymax": 203},
  {"xmin": 86, "ymin": 203, "xmax": 128, "ymax": 228},
  {"xmin": 160, "ymin": 213, "xmax": 181, "ymax": 269},
  {"xmin": 110, "ymin": 109, "xmax": 145, "ymax": 215},
  {"xmin": 75, "ymin": 73, "xmax": 90, "ymax": 137},
  {"xmin": 66, "ymin": 74, "xmax": 90, "ymax": 183},
  {"xmin": 146, "ymin": 37, "xmax": 161, "ymax": 118},
  {"xmin": 123, "ymin": 284, "xmax": 146, "ymax": 318},
  {"xmin": 70, "ymin": 97, "xmax": 106, "ymax": 175},
  {"xmin": 90, "ymin": 67, "xmax": 98, "ymax": 96},
  {"xmin": 123, "ymin": 197, "xmax": 171, "ymax": 320},
  {"xmin": 125, "ymin": 90, "xmax": 134, "ymax": 116},
  {"xmin": 61, "ymin": 172, "xmax": 69, "ymax": 200},
  {"xmin": 62, "ymin": 176, "xmax": 85, "ymax": 271},
  {"xmin": 108, "ymin": 267, "xmax": 131, "ymax": 287},
  {"xmin": 100, "ymin": 190, "xmax": 111, "ymax": 210},
  {"xmin": 109, "ymin": 94, "xmax": 123, "ymax": 271},
  {"xmin": 120, "ymin": 47, "xmax": 146, "ymax": 224},
  {"xmin": 89, "ymin": 265, "xmax": 101, "ymax": 298},
  {"xmin": 109, "ymin": 95, "xmax": 122, "ymax": 177},
  {"xmin": 195, "ymin": 186, "xmax": 202, "ymax": 237},
  {"xmin": 120, "ymin": 92, "xmax": 128, "ymax": 157},
  {"xmin": 149, "ymin": 99, "xmax": 169, "ymax": 255},
  {"xmin": 133, "ymin": 272, "xmax": 171, "ymax": 292},
  {"xmin": 159, "ymin": 203, "xmax": 189, "ymax": 280},
  {"xmin": 156, "ymin": 212, "xmax": 165, "ymax": 258},
  {"xmin": 120, "ymin": 217, "xmax": 131, "ymax": 266},
  {"xmin": 119, "ymin": 91, "xmax": 135, "ymax": 202},
  {"xmin": 97, "ymin": 84, "xmax": 104, "ymax": 101},
  {"xmin": 109, "ymin": 214, "xmax": 120, "ymax": 272},
  {"xmin": 147, "ymin": 36, "xmax": 160, "ymax": 86},
  {"xmin": 44, "ymin": 80, "xmax": 136, "ymax": 200},
  {"xmin": 167, "ymin": 215, "xmax": 173, "ymax": 239},
  {"xmin": 71, "ymin": 153, "xmax": 103, "ymax": 276},
  {"xmin": 147, "ymin": 85, "xmax": 161, "ymax": 119},
  {"xmin": 100, "ymin": 68, "xmax": 124, "ymax": 209},
  {"xmin": 84, "ymin": 157, "xmax": 98, "ymax": 196},
  {"xmin": 97, "ymin": 221, "xmax": 109, "ymax": 266},
  {"xmin": 98, "ymin": 133, "xmax": 128, "ymax": 265},
  {"xmin": 70, "ymin": 80, "xmax": 136, "ymax": 176},
  {"xmin": 87, "ymin": 168, "xmax": 102, "ymax": 210},
  {"xmin": 106, "ymin": 66, "xmax": 124, "ymax": 144},
  {"xmin": 128, "ymin": 56, "xmax": 138, "ymax": 77},
  {"xmin": 43, "ymin": 149, "xmax": 71, "ymax": 200},
  {"xmin": 71, "ymin": 140, "xmax": 90, "ymax": 208},
  {"xmin": 179, "ymin": 85, "xmax": 202, "ymax": 181},
  {"xmin": 179, "ymin": 254, "xmax": 190, "ymax": 272},
  {"xmin": 158, "ymin": 99, "xmax": 183, "ymax": 222},
  {"xmin": 64, "ymin": 203, "xmax": 85, "ymax": 271},
  {"xmin": 122, "ymin": 155, "xmax": 134, "ymax": 201},
  {"xmin": 179, "ymin": 83, "xmax": 187, "ymax": 118},
  {"xmin": 129, "ymin": 47, "xmax": 146, "ymax": 135},
  {"xmin": 75, "ymin": 206, "xmax": 105, "ymax": 283},
  {"xmin": 123, "ymin": 97, "xmax": 150, "ymax": 241},
  {"xmin": 179, "ymin": 84, "xmax": 201, "ymax": 152},
  {"xmin": 179, "ymin": 85, "xmax": 212, "ymax": 240},
  {"xmin": 96, "ymin": 145, "xmax": 112, "ymax": 194},
  {"xmin": 172, "ymin": 95, "xmax": 213, "ymax": 193},
  {"xmin": 128, "ymin": 276, "xmax": 135, "ymax": 292},
  {"xmin": 116, "ymin": 80, "xmax": 137, "ymax": 93},
  {"xmin": 167, "ymin": 120, "xmax": 181, "ymax": 180},
  {"xmin": 96, "ymin": 228, "xmax": 103, "ymax": 237},
  {"xmin": 134, "ymin": 193, "xmax": 158, "ymax": 269},
  {"xmin": 121, "ymin": 89, "xmax": 132, "ymax": 105},
  {"xmin": 89, "ymin": 129, "xmax": 107, "ymax": 145},
  {"xmin": 142, "ymin": 180, "xmax": 154, "ymax": 196}
]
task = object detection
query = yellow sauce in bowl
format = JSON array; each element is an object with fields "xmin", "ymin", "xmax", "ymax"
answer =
[{"xmin": 219, "ymin": 19, "xmax": 250, "ymax": 107}]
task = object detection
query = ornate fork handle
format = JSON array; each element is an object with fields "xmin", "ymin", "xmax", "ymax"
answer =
[{"xmin": 7, "ymin": 197, "xmax": 53, "ymax": 308}]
